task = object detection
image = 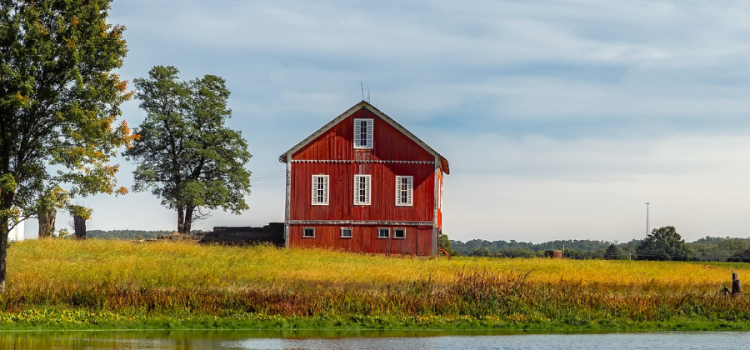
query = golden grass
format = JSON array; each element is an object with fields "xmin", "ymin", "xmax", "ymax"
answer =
[
  {"xmin": 3, "ymin": 239, "xmax": 750, "ymax": 327},
  {"xmin": 7, "ymin": 239, "xmax": 747, "ymax": 290}
]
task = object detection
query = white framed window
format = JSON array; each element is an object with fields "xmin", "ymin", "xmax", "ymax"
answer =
[
  {"xmin": 311, "ymin": 175, "xmax": 329, "ymax": 205},
  {"xmin": 340, "ymin": 227, "xmax": 353, "ymax": 238},
  {"xmin": 303, "ymin": 227, "xmax": 315, "ymax": 238},
  {"xmin": 377, "ymin": 228, "xmax": 390, "ymax": 239},
  {"xmin": 354, "ymin": 175, "xmax": 371, "ymax": 205},
  {"xmin": 353, "ymin": 118, "xmax": 373, "ymax": 149},
  {"xmin": 395, "ymin": 176, "xmax": 413, "ymax": 207},
  {"xmin": 394, "ymin": 228, "xmax": 406, "ymax": 239}
]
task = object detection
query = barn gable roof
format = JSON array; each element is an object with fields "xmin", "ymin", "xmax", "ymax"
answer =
[{"xmin": 278, "ymin": 101, "xmax": 450, "ymax": 174}]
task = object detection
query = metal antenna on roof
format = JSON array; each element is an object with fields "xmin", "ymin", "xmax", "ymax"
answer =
[
  {"xmin": 367, "ymin": 88, "xmax": 370, "ymax": 103},
  {"xmin": 361, "ymin": 80, "xmax": 364, "ymax": 101}
]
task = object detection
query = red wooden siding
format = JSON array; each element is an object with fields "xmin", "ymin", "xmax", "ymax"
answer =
[
  {"xmin": 293, "ymin": 108, "xmax": 434, "ymax": 162},
  {"xmin": 289, "ymin": 108, "xmax": 437, "ymax": 223},
  {"xmin": 290, "ymin": 162, "xmax": 435, "ymax": 222},
  {"xmin": 288, "ymin": 224, "xmax": 433, "ymax": 256},
  {"xmin": 437, "ymin": 169, "xmax": 443, "ymax": 231},
  {"xmin": 285, "ymin": 104, "xmax": 443, "ymax": 256}
]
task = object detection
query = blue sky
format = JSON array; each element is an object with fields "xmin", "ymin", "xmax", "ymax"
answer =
[{"xmin": 24, "ymin": 0, "xmax": 750, "ymax": 243}]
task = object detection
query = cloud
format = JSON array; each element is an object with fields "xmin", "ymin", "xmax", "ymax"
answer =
[
  {"xmin": 28, "ymin": 0, "xmax": 748, "ymax": 243},
  {"xmin": 442, "ymin": 132, "xmax": 750, "ymax": 242}
]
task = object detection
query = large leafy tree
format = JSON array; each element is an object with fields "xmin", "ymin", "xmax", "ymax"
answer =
[
  {"xmin": 0, "ymin": 0, "xmax": 132, "ymax": 290},
  {"xmin": 636, "ymin": 226, "xmax": 693, "ymax": 261},
  {"xmin": 124, "ymin": 66, "xmax": 251, "ymax": 234}
]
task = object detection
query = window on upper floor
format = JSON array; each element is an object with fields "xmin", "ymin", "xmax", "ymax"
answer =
[
  {"xmin": 311, "ymin": 175, "xmax": 329, "ymax": 205},
  {"xmin": 353, "ymin": 118, "xmax": 373, "ymax": 149},
  {"xmin": 354, "ymin": 174, "xmax": 371, "ymax": 205},
  {"xmin": 395, "ymin": 175, "xmax": 413, "ymax": 207}
]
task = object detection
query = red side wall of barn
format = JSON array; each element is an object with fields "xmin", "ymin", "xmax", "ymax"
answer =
[
  {"xmin": 288, "ymin": 225, "xmax": 434, "ymax": 256},
  {"xmin": 287, "ymin": 107, "xmax": 440, "ymax": 255}
]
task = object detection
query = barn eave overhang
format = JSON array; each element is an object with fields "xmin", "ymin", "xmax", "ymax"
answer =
[{"xmin": 278, "ymin": 101, "xmax": 450, "ymax": 175}]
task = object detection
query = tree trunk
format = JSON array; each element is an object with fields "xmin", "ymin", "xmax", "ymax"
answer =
[
  {"xmin": 0, "ymin": 191, "xmax": 13, "ymax": 293},
  {"xmin": 183, "ymin": 205, "xmax": 194, "ymax": 235},
  {"xmin": 74, "ymin": 215, "xmax": 86, "ymax": 240},
  {"xmin": 37, "ymin": 207, "xmax": 56, "ymax": 238},
  {"xmin": 177, "ymin": 206, "xmax": 185, "ymax": 234},
  {"xmin": 0, "ymin": 215, "xmax": 8, "ymax": 293}
]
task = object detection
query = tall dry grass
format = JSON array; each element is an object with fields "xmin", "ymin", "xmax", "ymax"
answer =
[{"xmin": 2, "ymin": 239, "xmax": 750, "ymax": 324}]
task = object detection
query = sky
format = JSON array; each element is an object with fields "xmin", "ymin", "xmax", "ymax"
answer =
[{"xmin": 22, "ymin": 0, "xmax": 750, "ymax": 243}]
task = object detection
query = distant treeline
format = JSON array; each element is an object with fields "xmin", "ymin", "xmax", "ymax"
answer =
[
  {"xmin": 87, "ymin": 230, "xmax": 173, "ymax": 240},
  {"xmin": 450, "ymin": 234, "xmax": 750, "ymax": 262}
]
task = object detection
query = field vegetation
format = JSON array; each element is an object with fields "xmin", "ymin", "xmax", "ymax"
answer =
[{"xmin": 2, "ymin": 239, "xmax": 750, "ymax": 331}]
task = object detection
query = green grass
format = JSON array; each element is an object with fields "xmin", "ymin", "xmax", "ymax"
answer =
[{"xmin": 2, "ymin": 239, "xmax": 750, "ymax": 331}]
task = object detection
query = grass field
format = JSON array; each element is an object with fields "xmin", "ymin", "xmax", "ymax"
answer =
[{"xmin": 2, "ymin": 239, "xmax": 750, "ymax": 331}]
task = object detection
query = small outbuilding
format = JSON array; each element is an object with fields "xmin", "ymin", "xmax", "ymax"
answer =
[
  {"xmin": 279, "ymin": 101, "xmax": 449, "ymax": 256},
  {"xmin": 9, "ymin": 220, "xmax": 25, "ymax": 242}
]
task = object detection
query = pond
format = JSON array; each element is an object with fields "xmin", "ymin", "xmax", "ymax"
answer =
[{"xmin": 0, "ymin": 330, "xmax": 748, "ymax": 349}]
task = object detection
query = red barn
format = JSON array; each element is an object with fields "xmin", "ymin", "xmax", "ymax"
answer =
[{"xmin": 279, "ymin": 101, "xmax": 450, "ymax": 256}]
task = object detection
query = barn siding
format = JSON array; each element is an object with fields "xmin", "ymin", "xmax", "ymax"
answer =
[
  {"xmin": 292, "ymin": 108, "xmax": 435, "ymax": 162},
  {"xmin": 289, "ymin": 108, "xmax": 436, "ymax": 223},
  {"xmin": 289, "ymin": 224, "xmax": 433, "ymax": 256},
  {"xmin": 290, "ymin": 162, "xmax": 435, "ymax": 222},
  {"xmin": 285, "ymin": 104, "xmax": 442, "ymax": 256},
  {"xmin": 437, "ymin": 169, "xmax": 443, "ymax": 231}
]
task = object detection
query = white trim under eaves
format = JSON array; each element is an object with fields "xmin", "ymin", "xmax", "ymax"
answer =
[{"xmin": 277, "ymin": 101, "xmax": 450, "ymax": 174}]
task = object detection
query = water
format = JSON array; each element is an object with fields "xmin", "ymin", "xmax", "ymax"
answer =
[{"xmin": 0, "ymin": 330, "xmax": 748, "ymax": 349}]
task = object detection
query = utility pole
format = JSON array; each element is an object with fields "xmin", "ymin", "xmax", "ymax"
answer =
[{"xmin": 646, "ymin": 202, "xmax": 650, "ymax": 235}]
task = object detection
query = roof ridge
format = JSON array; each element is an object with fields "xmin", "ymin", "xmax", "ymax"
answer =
[{"xmin": 279, "ymin": 101, "xmax": 450, "ymax": 174}]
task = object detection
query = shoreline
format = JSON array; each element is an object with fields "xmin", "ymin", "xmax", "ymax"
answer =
[{"xmin": 1, "ymin": 313, "xmax": 749, "ymax": 333}]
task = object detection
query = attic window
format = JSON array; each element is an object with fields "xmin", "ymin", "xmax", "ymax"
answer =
[{"xmin": 353, "ymin": 118, "xmax": 373, "ymax": 149}]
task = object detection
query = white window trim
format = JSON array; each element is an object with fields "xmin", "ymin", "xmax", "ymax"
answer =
[
  {"xmin": 439, "ymin": 184, "xmax": 443, "ymax": 210},
  {"xmin": 340, "ymin": 227, "xmax": 353, "ymax": 238},
  {"xmin": 377, "ymin": 227, "xmax": 390, "ymax": 239},
  {"xmin": 353, "ymin": 118, "xmax": 374, "ymax": 149},
  {"xmin": 311, "ymin": 175, "xmax": 329, "ymax": 206},
  {"xmin": 394, "ymin": 227, "xmax": 406, "ymax": 239},
  {"xmin": 395, "ymin": 175, "xmax": 413, "ymax": 207},
  {"xmin": 353, "ymin": 174, "xmax": 371, "ymax": 206},
  {"xmin": 302, "ymin": 227, "xmax": 315, "ymax": 238}
]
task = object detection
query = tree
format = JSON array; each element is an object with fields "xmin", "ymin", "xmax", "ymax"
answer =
[
  {"xmin": 124, "ymin": 66, "xmax": 252, "ymax": 234},
  {"xmin": 469, "ymin": 246, "xmax": 494, "ymax": 257},
  {"xmin": 636, "ymin": 226, "xmax": 693, "ymax": 261},
  {"xmin": 438, "ymin": 231, "xmax": 457, "ymax": 256},
  {"xmin": 604, "ymin": 244, "xmax": 627, "ymax": 260},
  {"xmin": 0, "ymin": 0, "xmax": 132, "ymax": 291}
]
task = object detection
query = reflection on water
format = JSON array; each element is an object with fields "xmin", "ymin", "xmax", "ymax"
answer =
[{"xmin": 0, "ymin": 330, "xmax": 749, "ymax": 349}]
